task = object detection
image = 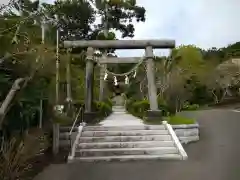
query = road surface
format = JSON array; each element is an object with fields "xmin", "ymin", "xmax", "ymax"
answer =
[{"xmin": 34, "ymin": 109, "xmax": 240, "ymax": 180}]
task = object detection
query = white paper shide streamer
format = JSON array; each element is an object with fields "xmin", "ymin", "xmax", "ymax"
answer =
[
  {"xmin": 125, "ymin": 75, "xmax": 129, "ymax": 84},
  {"xmin": 133, "ymin": 70, "xmax": 137, "ymax": 78},
  {"xmin": 104, "ymin": 72, "xmax": 108, "ymax": 80},
  {"xmin": 114, "ymin": 76, "xmax": 118, "ymax": 86}
]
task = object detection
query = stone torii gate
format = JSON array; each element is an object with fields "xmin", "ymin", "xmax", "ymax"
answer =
[{"xmin": 64, "ymin": 39, "xmax": 175, "ymax": 122}]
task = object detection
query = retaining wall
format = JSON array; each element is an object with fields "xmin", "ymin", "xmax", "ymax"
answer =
[{"xmin": 172, "ymin": 124, "xmax": 199, "ymax": 144}]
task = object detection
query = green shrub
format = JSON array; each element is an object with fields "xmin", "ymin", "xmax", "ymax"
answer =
[
  {"xmin": 127, "ymin": 99, "xmax": 149, "ymax": 118},
  {"xmin": 157, "ymin": 97, "xmax": 171, "ymax": 116},
  {"xmin": 95, "ymin": 101, "xmax": 112, "ymax": 117},
  {"xmin": 133, "ymin": 100, "xmax": 149, "ymax": 115},
  {"xmin": 182, "ymin": 102, "xmax": 199, "ymax": 111},
  {"xmin": 105, "ymin": 98, "xmax": 113, "ymax": 107},
  {"xmin": 73, "ymin": 100, "xmax": 85, "ymax": 108},
  {"xmin": 52, "ymin": 111, "xmax": 73, "ymax": 126},
  {"xmin": 66, "ymin": 100, "xmax": 113, "ymax": 125},
  {"xmin": 84, "ymin": 101, "xmax": 112, "ymax": 124},
  {"xmin": 127, "ymin": 98, "xmax": 171, "ymax": 118},
  {"xmin": 167, "ymin": 115, "xmax": 195, "ymax": 125}
]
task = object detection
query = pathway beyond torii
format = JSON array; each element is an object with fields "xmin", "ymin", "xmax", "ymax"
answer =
[{"xmin": 99, "ymin": 106, "xmax": 144, "ymax": 126}]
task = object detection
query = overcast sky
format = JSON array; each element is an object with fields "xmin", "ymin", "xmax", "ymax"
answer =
[{"xmin": 1, "ymin": 0, "xmax": 240, "ymax": 56}]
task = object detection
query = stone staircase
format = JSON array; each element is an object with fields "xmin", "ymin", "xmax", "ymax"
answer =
[
  {"xmin": 68, "ymin": 105, "xmax": 187, "ymax": 162},
  {"xmin": 111, "ymin": 105, "xmax": 126, "ymax": 113},
  {"xmin": 68, "ymin": 124, "xmax": 187, "ymax": 162},
  {"xmin": 59, "ymin": 126, "xmax": 78, "ymax": 148}
]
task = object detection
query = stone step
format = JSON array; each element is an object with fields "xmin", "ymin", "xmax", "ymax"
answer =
[
  {"xmin": 81, "ymin": 130, "xmax": 169, "ymax": 137},
  {"xmin": 112, "ymin": 107, "xmax": 125, "ymax": 110},
  {"xmin": 59, "ymin": 140, "xmax": 70, "ymax": 147},
  {"xmin": 112, "ymin": 106, "xmax": 125, "ymax": 109},
  {"xmin": 78, "ymin": 140, "xmax": 175, "ymax": 149},
  {"xmin": 112, "ymin": 107, "xmax": 125, "ymax": 109},
  {"xmin": 59, "ymin": 127, "xmax": 78, "ymax": 132},
  {"xmin": 79, "ymin": 134, "xmax": 172, "ymax": 143},
  {"xmin": 75, "ymin": 147, "xmax": 178, "ymax": 157},
  {"xmin": 111, "ymin": 111, "xmax": 126, "ymax": 114},
  {"xmin": 70, "ymin": 154, "xmax": 182, "ymax": 163},
  {"xmin": 112, "ymin": 110, "xmax": 126, "ymax": 113},
  {"xmin": 84, "ymin": 125, "xmax": 165, "ymax": 131},
  {"xmin": 60, "ymin": 132, "xmax": 70, "ymax": 139},
  {"xmin": 99, "ymin": 120, "xmax": 144, "ymax": 126},
  {"xmin": 59, "ymin": 132, "xmax": 77, "ymax": 140}
]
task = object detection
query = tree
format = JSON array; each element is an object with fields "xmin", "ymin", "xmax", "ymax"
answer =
[
  {"xmin": 165, "ymin": 69, "xmax": 191, "ymax": 113},
  {"xmin": 171, "ymin": 45, "xmax": 205, "ymax": 77},
  {"xmin": 0, "ymin": 0, "xmax": 57, "ymax": 129},
  {"xmin": 154, "ymin": 45, "xmax": 206, "ymax": 111},
  {"xmin": 155, "ymin": 56, "xmax": 179, "ymax": 99},
  {"xmin": 204, "ymin": 60, "xmax": 240, "ymax": 103},
  {"xmin": 95, "ymin": 0, "xmax": 145, "ymax": 38}
]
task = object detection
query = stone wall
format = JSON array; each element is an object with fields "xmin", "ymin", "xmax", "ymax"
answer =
[{"xmin": 172, "ymin": 124, "xmax": 199, "ymax": 144}]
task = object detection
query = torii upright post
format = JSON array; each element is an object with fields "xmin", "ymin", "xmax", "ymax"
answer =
[
  {"xmin": 64, "ymin": 39, "xmax": 175, "ymax": 122},
  {"xmin": 145, "ymin": 46, "xmax": 161, "ymax": 120},
  {"xmin": 84, "ymin": 47, "xmax": 95, "ymax": 122}
]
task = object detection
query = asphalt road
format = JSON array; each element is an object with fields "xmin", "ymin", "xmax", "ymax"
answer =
[{"xmin": 34, "ymin": 109, "xmax": 240, "ymax": 180}]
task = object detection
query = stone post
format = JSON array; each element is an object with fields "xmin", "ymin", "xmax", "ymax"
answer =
[
  {"xmin": 145, "ymin": 46, "xmax": 162, "ymax": 121},
  {"xmin": 84, "ymin": 47, "xmax": 96, "ymax": 122}
]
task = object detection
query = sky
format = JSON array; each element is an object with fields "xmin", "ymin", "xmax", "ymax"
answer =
[{"xmin": 1, "ymin": 0, "xmax": 240, "ymax": 57}]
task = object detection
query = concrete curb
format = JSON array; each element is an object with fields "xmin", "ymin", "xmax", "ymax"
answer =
[{"xmin": 172, "ymin": 123, "xmax": 200, "ymax": 144}]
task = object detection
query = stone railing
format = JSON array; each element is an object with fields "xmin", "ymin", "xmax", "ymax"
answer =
[{"xmin": 172, "ymin": 124, "xmax": 199, "ymax": 144}]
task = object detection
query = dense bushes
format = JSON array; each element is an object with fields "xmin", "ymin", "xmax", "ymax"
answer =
[
  {"xmin": 182, "ymin": 102, "xmax": 199, "ymax": 111},
  {"xmin": 52, "ymin": 99, "xmax": 112, "ymax": 125},
  {"xmin": 0, "ymin": 129, "xmax": 50, "ymax": 180},
  {"xmin": 126, "ymin": 99, "xmax": 149, "ymax": 118},
  {"xmin": 126, "ymin": 98, "xmax": 200, "ymax": 122},
  {"xmin": 126, "ymin": 98, "xmax": 170, "ymax": 118},
  {"xmin": 83, "ymin": 100, "xmax": 112, "ymax": 125},
  {"xmin": 94, "ymin": 101, "xmax": 112, "ymax": 119}
]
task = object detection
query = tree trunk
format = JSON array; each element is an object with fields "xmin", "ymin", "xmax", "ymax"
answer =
[
  {"xmin": 157, "ymin": 89, "xmax": 164, "ymax": 99},
  {"xmin": 175, "ymin": 98, "xmax": 178, "ymax": 113},
  {"xmin": 56, "ymin": 29, "xmax": 60, "ymax": 105},
  {"xmin": 39, "ymin": 98, "xmax": 43, "ymax": 129},
  {"xmin": 0, "ymin": 78, "xmax": 25, "ymax": 129},
  {"xmin": 0, "ymin": 61, "xmax": 40, "ymax": 129},
  {"xmin": 212, "ymin": 90, "xmax": 219, "ymax": 104},
  {"xmin": 66, "ymin": 54, "xmax": 72, "ymax": 116},
  {"xmin": 220, "ymin": 88, "xmax": 228, "ymax": 102}
]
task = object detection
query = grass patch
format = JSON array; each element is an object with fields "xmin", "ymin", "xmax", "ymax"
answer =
[
  {"xmin": 143, "ymin": 115, "xmax": 196, "ymax": 125},
  {"xmin": 167, "ymin": 115, "xmax": 196, "ymax": 125}
]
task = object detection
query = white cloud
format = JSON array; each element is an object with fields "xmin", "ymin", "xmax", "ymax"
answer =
[
  {"xmin": 1, "ymin": 0, "xmax": 10, "ymax": 4},
  {"xmin": 2, "ymin": 0, "xmax": 240, "ymax": 57},
  {"xmin": 118, "ymin": 0, "xmax": 240, "ymax": 56}
]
